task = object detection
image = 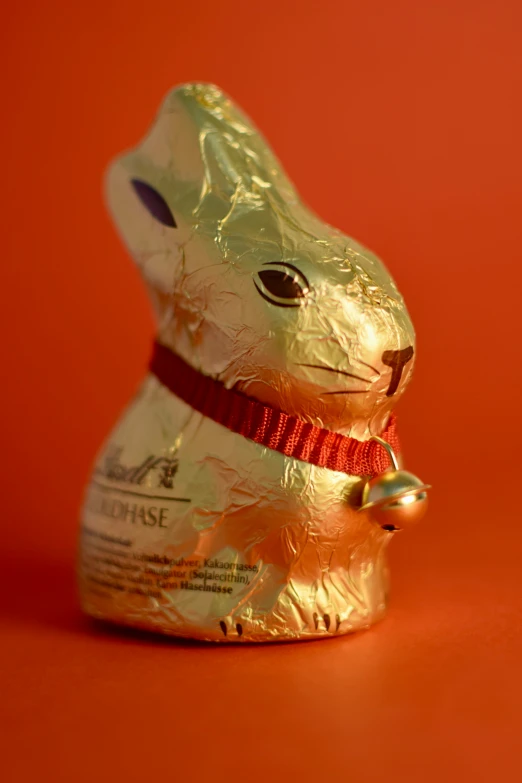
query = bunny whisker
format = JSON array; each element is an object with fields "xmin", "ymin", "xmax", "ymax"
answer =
[
  {"xmin": 296, "ymin": 362, "xmax": 371, "ymax": 384},
  {"xmin": 321, "ymin": 389, "xmax": 368, "ymax": 395},
  {"xmin": 359, "ymin": 360, "xmax": 381, "ymax": 376}
]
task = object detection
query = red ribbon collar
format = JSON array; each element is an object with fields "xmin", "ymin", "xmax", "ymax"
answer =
[{"xmin": 150, "ymin": 341, "xmax": 400, "ymax": 478}]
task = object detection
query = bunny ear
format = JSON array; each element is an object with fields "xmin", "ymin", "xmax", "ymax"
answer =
[
  {"xmin": 106, "ymin": 83, "xmax": 298, "ymax": 234},
  {"xmin": 104, "ymin": 83, "xmax": 301, "ymax": 319},
  {"xmin": 104, "ymin": 86, "xmax": 208, "ymax": 313},
  {"xmin": 167, "ymin": 84, "xmax": 299, "ymax": 219},
  {"xmin": 180, "ymin": 84, "xmax": 294, "ymax": 193}
]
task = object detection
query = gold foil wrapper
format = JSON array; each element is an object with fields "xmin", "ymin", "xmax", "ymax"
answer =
[{"xmin": 78, "ymin": 84, "xmax": 416, "ymax": 642}]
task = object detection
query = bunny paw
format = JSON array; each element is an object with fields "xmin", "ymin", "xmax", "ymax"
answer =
[
  {"xmin": 313, "ymin": 611, "xmax": 342, "ymax": 633},
  {"xmin": 219, "ymin": 619, "xmax": 244, "ymax": 639},
  {"xmin": 217, "ymin": 607, "xmax": 348, "ymax": 640}
]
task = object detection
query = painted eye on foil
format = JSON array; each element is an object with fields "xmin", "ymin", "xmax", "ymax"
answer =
[{"xmin": 254, "ymin": 262, "xmax": 310, "ymax": 308}]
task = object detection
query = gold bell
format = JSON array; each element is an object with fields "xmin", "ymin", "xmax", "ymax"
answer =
[{"xmin": 360, "ymin": 436, "xmax": 431, "ymax": 532}]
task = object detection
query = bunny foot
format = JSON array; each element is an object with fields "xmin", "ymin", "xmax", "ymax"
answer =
[
  {"xmin": 219, "ymin": 619, "xmax": 245, "ymax": 639},
  {"xmin": 312, "ymin": 611, "xmax": 342, "ymax": 633},
  {"xmin": 217, "ymin": 604, "xmax": 360, "ymax": 640}
]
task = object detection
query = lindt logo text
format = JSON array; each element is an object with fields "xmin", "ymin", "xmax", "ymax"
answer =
[{"xmin": 95, "ymin": 446, "xmax": 178, "ymax": 488}]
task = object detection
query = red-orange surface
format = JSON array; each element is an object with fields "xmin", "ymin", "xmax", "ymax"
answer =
[{"xmin": 2, "ymin": 2, "xmax": 522, "ymax": 780}]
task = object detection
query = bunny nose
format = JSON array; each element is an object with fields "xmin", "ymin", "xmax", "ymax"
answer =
[{"xmin": 382, "ymin": 346, "xmax": 414, "ymax": 396}]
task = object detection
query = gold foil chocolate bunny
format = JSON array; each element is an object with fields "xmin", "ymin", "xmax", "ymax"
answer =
[{"xmin": 78, "ymin": 83, "xmax": 428, "ymax": 642}]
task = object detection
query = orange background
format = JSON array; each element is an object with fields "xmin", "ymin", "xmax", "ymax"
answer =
[{"xmin": 2, "ymin": 1, "xmax": 522, "ymax": 780}]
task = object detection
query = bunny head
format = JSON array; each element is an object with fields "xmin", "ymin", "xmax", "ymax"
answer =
[{"xmin": 106, "ymin": 84, "xmax": 415, "ymax": 438}]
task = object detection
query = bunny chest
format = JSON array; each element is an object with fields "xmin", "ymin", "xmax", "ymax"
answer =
[{"xmin": 85, "ymin": 373, "xmax": 378, "ymax": 579}]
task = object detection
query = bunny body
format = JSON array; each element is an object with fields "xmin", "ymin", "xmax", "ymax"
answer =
[{"xmin": 79, "ymin": 84, "xmax": 415, "ymax": 641}]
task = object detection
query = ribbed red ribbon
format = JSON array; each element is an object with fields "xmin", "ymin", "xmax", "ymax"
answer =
[{"xmin": 149, "ymin": 341, "xmax": 400, "ymax": 478}]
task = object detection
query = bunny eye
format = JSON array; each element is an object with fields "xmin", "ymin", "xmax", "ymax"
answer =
[
  {"xmin": 130, "ymin": 179, "xmax": 177, "ymax": 228},
  {"xmin": 254, "ymin": 262, "xmax": 310, "ymax": 308}
]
